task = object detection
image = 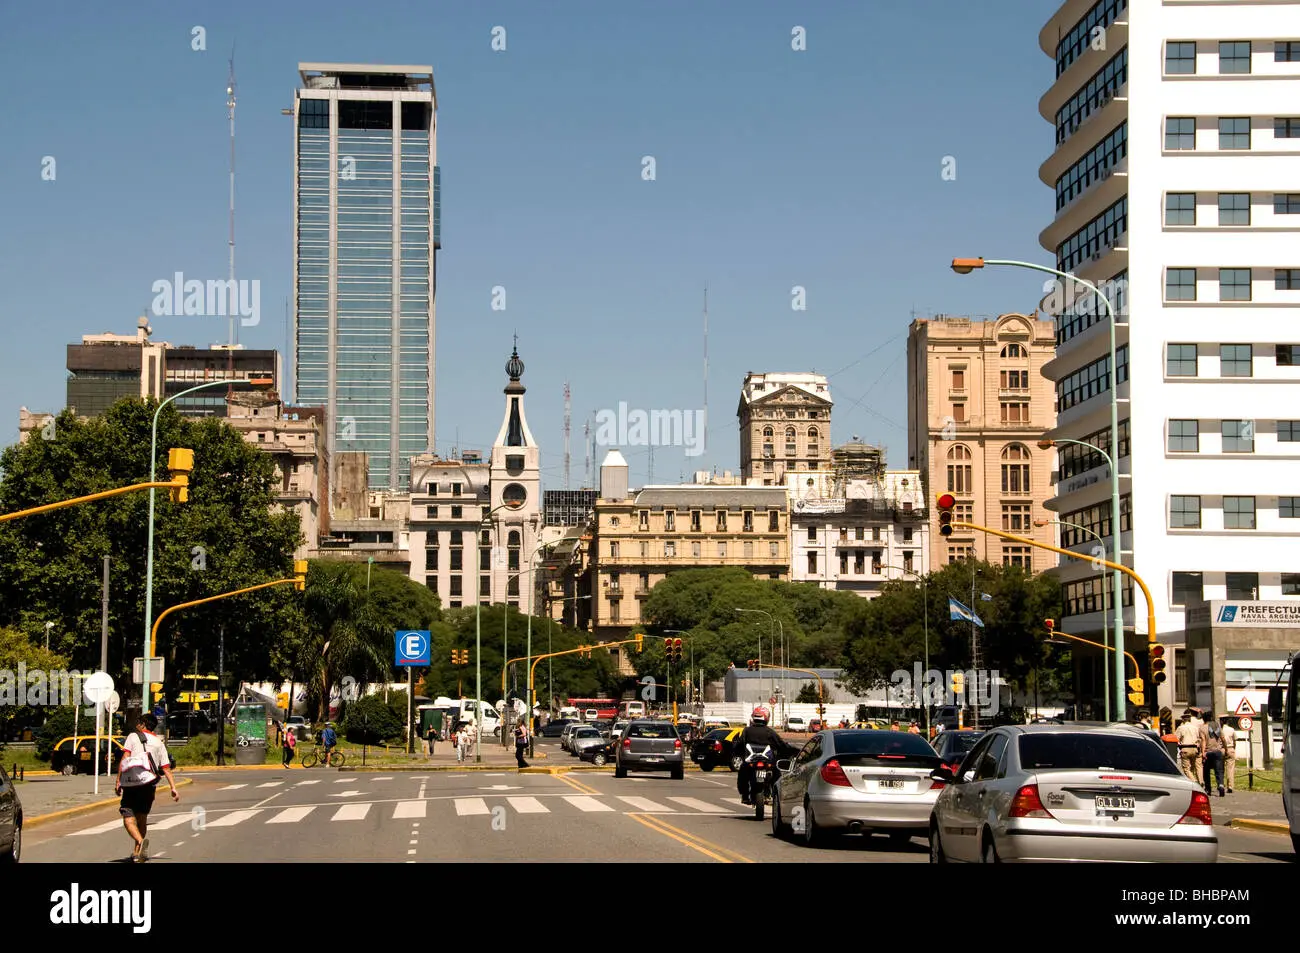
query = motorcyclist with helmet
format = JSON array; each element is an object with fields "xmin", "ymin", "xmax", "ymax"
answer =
[{"xmin": 736, "ymin": 706, "xmax": 791, "ymax": 805}]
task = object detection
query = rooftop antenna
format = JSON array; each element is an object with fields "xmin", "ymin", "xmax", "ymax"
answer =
[
  {"xmin": 226, "ymin": 46, "xmax": 237, "ymax": 349},
  {"xmin": 584, "ymin": 415, "xmax": 592, "ymax": 487},
  {"xmin": 702, "ymin": 286, "xmax": 709, "ymax": 465},
  {"xmin": 563, "ymin": 382, "xmax": 571, "ymax": 490},
  {"xmin": 648, "ymin": 442, "xmax": 654, "ymax": 485}
]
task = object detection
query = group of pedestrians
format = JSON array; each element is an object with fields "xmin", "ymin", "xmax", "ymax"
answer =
[{"xmin": 1171, "ymin": 706, "xmax": 1236, "ymax": 796}]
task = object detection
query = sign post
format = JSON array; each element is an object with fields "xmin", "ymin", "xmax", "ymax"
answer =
[
  {"xmin": 396, "ymin": 631, "xmax": 431, "ymax": 755},
  {"xmin": 83, "ymin": 672, "xmax": 114, "ymax": 796}
]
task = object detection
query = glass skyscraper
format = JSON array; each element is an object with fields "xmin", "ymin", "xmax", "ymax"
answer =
[{"xmin": 293, "ymin": 63, "xmax": 439, "ymax": 490}]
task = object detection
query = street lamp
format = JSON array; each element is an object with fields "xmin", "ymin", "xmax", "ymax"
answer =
[
  {"xmin": 500, "ymin": 540, "xmax": 552, "ymax": 747},
  {"xmin": 142, "ymin": 377, "xmax": 271, "ymax": 713},
  {"xmin": 1035, "ymin": 516, "xmax": 1113, "ymax": 721},
  {"xmin": 734, "ymin": 608, "xmax": 776, "ymax": 704},
  {"xmin": 879, "ymin": 564, "xmax": 930, "ymax": 734},
  {"xmin": 540, "ymin": 593, "xmax": 591, "ymax": 756},
  {"xmin": 953, "ymin": 256, "xmax": 1126, "ymax": 721},
  {"xmin": 475, "ymin": 501, "xmax": 524, "ymax": 762}
]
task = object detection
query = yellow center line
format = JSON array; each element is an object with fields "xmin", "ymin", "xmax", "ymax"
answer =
[
  {"xmin": 554, "ymin": 772, "xmax": 602, "ymax": 796},
  {"xmin": 629, "ymin": 813, "xmax": 755, "ymax": 864}
]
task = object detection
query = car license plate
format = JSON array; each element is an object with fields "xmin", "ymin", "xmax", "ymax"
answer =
[
  {"xmin": 644, "ymin": 756, "xmax": 662, "ymax": 762},
  {"xmin": 1095, "ymin": 796, "xmax": 1135, "ymax": 814},
  {"xmin": 755, "ymin": 771, "xmax": 767, "ymax": 781},
  {"xmin": 879, "ymin": 779, "xmax": 904, "ymax": 790}
]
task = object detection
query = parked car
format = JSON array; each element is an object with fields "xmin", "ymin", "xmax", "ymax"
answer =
[
  {"xmin": 772, "ymin": 730, "xmax": 945, "ymax": 848},
  {"xmin": 167, "ymin": 710, "xmax": 214, "ymax": 738},
  {"xmin": 930, "ymin": 729, "xmax": 986, "ymax": 774},
  {"xmin": 0, "ymin": 764, "xmax": 21, "ymax": 863},
  {"xmin": 569, "ymin": 726, "xmax": 606, "ymax": 757},
  {"xmin": 580, "ymin": 738, "xmax": 618, "ymax": 767},
  {"xmin": 560, "ymin": 723, "xmax": 584, "ymax": 751},
  {"xmin": 609, "ymin": 721, "xmax": 630, "ymax": 740},
  {"xmin": 50, "ymin": 736, "xmax": 125, "ymax": 776},
  {"xmin": 616, "ymin": 719, "xmax": 685, "ymax": 779},
  {"xmin": 691, "ymin": 726, "xmax": 745, "ymax": 772},
  {"xmin": 285, "ymin": 716, "xmax": 313, "ymax": 742},
  {"xmin": 541, "ymin": 718, "xmax": 576, "ymax": 738},
  {"xmin": 927, "ymin": 724, "xmax": 1218, "ymax": 863},
  {"xmin": 785, "ymin": 716, "xmax": 808, "ymax": 732}
]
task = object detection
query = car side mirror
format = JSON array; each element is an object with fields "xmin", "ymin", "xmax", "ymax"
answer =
[
  {"xmin": 1268, "ymin": 686, "xmax": 1284, "ymax": 721},
  {"xmin": 776, "ymin": 760, "xmax": 791, "ymax": 772},
  {"xmin": 931, "ymin": 766, "xmax": 957, "ymax": 784}
]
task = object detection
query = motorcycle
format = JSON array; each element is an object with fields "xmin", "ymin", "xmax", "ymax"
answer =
[{"xmin": 742, "ymin": 745, "xmax": 779, "ymax": 821}]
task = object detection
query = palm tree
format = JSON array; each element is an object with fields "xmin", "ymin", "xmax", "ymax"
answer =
[{"xmin": 300, "ymin": 567, "xmax": 388, "ymax": 721}]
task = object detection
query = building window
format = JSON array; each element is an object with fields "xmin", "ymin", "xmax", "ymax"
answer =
[
  {"xmin": 450, "ymin": 576, "xmax": 462, "ymax": 597},
  {"xmin": 1056, "ymin": 122, "xmax": 1128, "ymax": 211},
  {"xmin": 427, "ymin": 546, "xmax": 440, "ymax": 571},
  {"xmin": 479, "ymin": 547, "xmax": 490, "ymax": 570},
  {"xmin": 1283, "ymin": 574, "xmax": 1300, "ymax": 596},
  {"xmin": 902, "ymin": 551, "xmax": 914, "ymax": 572},
  {"xmin": 1219, "ymin": 41, "xmax": 1251, "ymax": 73},
  {"xmin": 807, "ymin": 552, "xmax": 818, "ymax": 574},
  {"xmin": 450, "ymin": 505, "xmax": 462, "ymax": 519},
  {"xmin": 872, "ymin": 552, "xmax": 882, "ymax": 575},
  {"xmin": 855, "ymin": 527, "xmax": 865, "ymax": 541},
  {"xmin": 1056, "ymin": 49, "xmax": 1128, "ymax": 145},
  {"xmin": 1219, "ymin": 117, "xmax": 1250, "ymax": 150},
  {"xmin": 955, "ymin": 501, "xmax": 974, "ymax": 523},
  {"xmin": 947, "ymin": 545, "xmax": 974, "ymax": 564},
  {"xmin": 903, "ymin": 527, "xmax": 913, "ymax": 542},
  {"xmin": 1170, "ymin": 495, "xmax": 1201, "ymax": 528},
  {"xmin": 1172, "ymin": 572, "xmax": 1203, "ymax": 606},
  {"xmin": 690, "ymin": 510, "xmax": 701, "ymax": 532},
  {"xmin": 639, "ymin": 510, "xmax": 649, "ymax": 530},
  {"xmin": 480, "ymin": 575, "xmax": 490, "ymax": 597},
  {"xmin": 1000, "ymin": 444, "xmax": 1031, "ymax": 495},
  {"xmin": 1165, "ymin": 192, "xmax": 1196, "ymax": 226},
  {"xmin": 1281, "ymin": 421, "xmax": 1300, "ymax": 442},
  {"xmin": 691, "ymin": 541, "xmax": 701, "ymax": 558},
  {"xmin": 427, "ymin": 505, "xmax": 438, "ymax": 518},
  {"xmin": 1276, "ymin": 118, "xmax": 1300, "ymax": 138},
  {"xmin": 718, "ymin": 542, "xmax": 728, "ymax": 559},
  {"xmin": 1167, "ymin": 344, "xmax": 1198, "ymax": 376},
  {"xmin": 610, "ymin": 517, "xmax": 620, "ymax": 527},
  {"xmin": 1166, "ymin": 117, "xmax": 1196, "ymax": 150},
  {"xmin": 854, "ymin": 551, "xmax": 865, "ymax": 574},
  {"xmin": 1221, "ymin": 344, "xmax": 1253, "ymax": 377},
  {"xmin": 452, "ymin": 482, "xmax": 462, "ymax": 496},
  {"xmin": 744, "ymin": 541, "xmax": 753, "ymax": 559},
  {"xmin": 1226, "ymin": 571, "xmax": 1259, "ymax": 600},
  {"xmin": 951, "ymin": 368, "xmax": 965, "ymax": 390},
  {"xmin": 1220, "ymin": 268, "xmax": 1252, "ymax": 301},
  {"xmin": 1280, "ymin": 497, "xmax": 1300, "ymax": 518},
  {"xmin": 872, "ymin": 527, "xmax": 882, "ymax": 542},
  {"xmin": 1168, "ymin": 419, "xmax": 1199, "ymax": 452},
  {"xmin": 665, "ymin": 541, "xmax": 676, "ymax": 558},
  {"xmin": 1001, "ymin": 370, "xmax": 1029, "ymax": 390},
  {"xmin": 952, "ymin": 403, "xmax": 966, "ymax": 422},
  {"xmin": 1221, "ymin": 420, "xmax": 1254, "ymax": 453},
  {"xmin": 1218, "ymin": 193, "xmax": 1250, "ymax": 226},
  {"xmin": 1276, "ymin": 193, "xmax": 1300, "ymax": 215},
  {"xmin": 611, "ymin": 601, "xmax": 620, "ymax": 623},
  {"xmin": 450, "ymin": 549, "xmax": 463, "ymax": 571},
  {"xmin": 1002, "ymin": 503, "xmax": 1032, "ymax": 532},
  {"xmin": 1166, "ymin": 41, "xmax": 1196, "ymax": 74},
  {"xmin": 1056, "ymin": 196, "xmax": 1127, "ymax": 273},
  {"xmin": 425, "ymin": 482, "xmax": 439, "ymax": 496},
  {"xmin": 1000, "ymin": 402, "xmax": 1029, "ymax": 424},
  {"xmin": 947, "ymin": 445, "xmax": 972, "ymax": 494},
  {"xmin": 1165, "ymin": 268, "xmax": 1197, "ymax": 301},
  {"xmin": 665, "ymin": 511, "xmax": 675, "ymax": 532},
  {"xmin": 807, "ymin": 525, "xmax": 817, "ymax": 542},
  {"xmin": 785, "ymin": 427, "xmax": 797, "ymax": 455},
  {"xmin": 1277, "ymin": 41, "xmax": 1300, "ymax": 61},
  {"xmin": 1276, "ymin": 270, "xmax": 1300, "ymax": 290},
  {"xmin": 609, "ymin": 572, "xmax": 620, "ymax": 591},
  {"xmin": 1224, "ymin": 496, "xmax": 1256, "ymax": 529},
  {"xmin": 839, "ymin": 553, "xmax": 848, "ymax": 575},
  {"xmin": 610, "ymin": 542, "xmax": 620, "ymax": 558},
  {"xmin": 424, "ymin": 574, "xmax": 439, "ymax": 592},
  {"xmin": 1003, "ymin": 546, "xmax": 1031, "ymax": 569},
  {"xmin": 480, "ymin": 530, "xmax": 490, "ymax": 547},
  {"xmin": 769, "ymin": 542, "xmax": 779, "ymax": 558},
  {"xmin": 1001, "ymin": 343, "xmax": 1025, "ymax": 358},
  {"xmin": 508, "ymin": 530, "xmax": 521, "ymax": 571},
  {"xmin": 716, "ymin": 510, "xmax": 727, "ymax": 531}
]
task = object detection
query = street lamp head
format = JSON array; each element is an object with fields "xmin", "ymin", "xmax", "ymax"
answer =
[
  {"xmin": 248, "ymin": 377, "xmax": 274, "ymax": 389},
  {"xmin": 1033, "ymin": 519, "xmax": 1050, "ymax": 528},
  {"xmin": 1037, "ymin": 438, "xmax": 1055, "ymax": 450},
  {"xmin": 950, "ymin": 258, "xmax": 985, "ymax": 275}
]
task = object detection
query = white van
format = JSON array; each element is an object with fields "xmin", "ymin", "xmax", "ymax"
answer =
[
  {"xmin": 558, "ymin": 706, "xmax": 580, "ymax": 722},
  {"xmin": 457, "ymin": 699, "xmax": 502, "ymax": 737}
]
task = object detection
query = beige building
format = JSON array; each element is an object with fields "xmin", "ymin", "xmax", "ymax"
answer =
[
  {"xmin": 587, "ymin": 451, "xmax": 789, "ymax": 659},
  {"xmin": 737, "ymin": 372, "xmax": 832, "ymax": 485},
  {"xmin": 906, "ymin": 314, "xmax": 1058, "ymax": 570}
]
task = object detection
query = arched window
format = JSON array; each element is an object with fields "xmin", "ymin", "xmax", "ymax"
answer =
[
  {"xmin": 508, "ymin": 530, "xmax": 521, "ymax": 547},
  {"xmin": 1001, "ymin": 343, "xmax": 1026, "ymax": 359},
  {"xmin": 1001, "ymin": 444, "xmax": 1031, "ymax": 494},
  {"xmin": 808, "ymin": 426, "xmax": 819, "ymax": 439},
  {"xmin": 946, "ymin": 445, "xmax": 972, "ymax": 493},
  {"xmin": 784, "ymin": 426, "xmax": 796, "ymax": 438},
  {"xmin": 784, "ymin": 427, "xmax": 797, "ymax": 455},
  {"xmin": 762, "ymin": 426, "xmax": 774, "ymax": 438}
]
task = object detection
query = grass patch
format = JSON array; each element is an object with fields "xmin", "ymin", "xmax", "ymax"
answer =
[
  {"xmin": 4, "ymin": 747, "xmax": 48, "ymax": 779},
  {"xmin": 1238, "ymin": 767, "xmax": 1282, "ymax": 794}
]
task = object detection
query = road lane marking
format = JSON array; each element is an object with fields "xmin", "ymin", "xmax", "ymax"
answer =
[
  {"xmin": 296, "ymin": 780, "xmax": 321, "ymax": 786},
  {"xmin": 146, "ymin": 814, "xmax": 196, "ymax": 831},
  {"xmin": 219, "ymin": 784, "xmax": 247, "ymax": 790},
  {"xmin": 454, "ymin": 798, "xmax": 490, "ymax": 816},
  {"xmin": 418, "ymin": 780, "xmax": 427, "ymax": 799},
  {"xmin": 629, "ymin": 813, "xmax": 755, "ymax": 864},
  {"xmin": 256, "ymin": 782, "xmax": 284, "ymax": 788},
  {"xmin": 618, "ymin": 796, "xmax": 672, "ymax": 812},
  {"xmin": 205, "ymin": 810, "xmax": 261, "ymax": 827},
  {"xmin": 394, "ymin": 801, "xmax": 427, "ymax": 818},
  {"xmin": 268, "ymin": 806, "xmax": 315, "ymax": 824},
  {"xmin": 667, "ymin": 797, "xmax": 733, "ymax": 813},
  {"xmin": 71, "ymin": 819, "xmax": 125, "ymax": 836},
  {"xmin": 332, "ymin": 804, "xmax": 371, "ymax": 821},
  {"xmin": 556, "ymin": 773, "xmax": 602, "ymax": 796},
  {"xmin": 507, "ymin": 797, "xmax": 548, "ymax": 814},
  {"xmin": 563, "ymin": 796, "xmax": 615, "ymax": 812},
  {"xmin": 371, "ymin": 777, "xmax": 393, "ymax": 781}
]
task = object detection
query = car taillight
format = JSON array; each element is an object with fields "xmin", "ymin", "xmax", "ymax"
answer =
[
  {"xmin": 930, "ymin": 779, "xmax": 945, "ymax": 790},
  {"xmin": 1177, "ymin": 791, "xmax": 1213, "ymax": 826},
  {"xmin": 949, "ymin": 762, "xmax": 962, "ymax": 774},
  {"xmin": 819, "ymin": 759, "xmax": 850, "ymax": 786},
  {"xmin": 1009, "ymin": 784, "xmax": 1053, "ymax": 818},
  {"xmin": 674, "ymin": 738, "xmax": 681, "ymax": 749},
  {"xmin": 623, "ymin": 738, "xmax": 631, "ymax": 748},
  {"xmin": 713, "ymin": 742, "xmax": 722, "ymax": 752}
]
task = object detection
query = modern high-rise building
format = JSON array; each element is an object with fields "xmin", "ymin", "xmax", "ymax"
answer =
[
  {"xmin": 292, "ymin": 63, "xmax": 439, "ymax": 492},
  {"xmin": 1036, "ymin": 1, "xmax": 1300, "ymax": 715},
  {"xmin": 907, "ymin": 314, "xmax": 1058, "ymax": 572}
]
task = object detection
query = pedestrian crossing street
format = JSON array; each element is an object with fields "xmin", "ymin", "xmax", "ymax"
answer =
[{"xmin": 65, "ymin": 782, "xmax": 747, "ymax": 836}]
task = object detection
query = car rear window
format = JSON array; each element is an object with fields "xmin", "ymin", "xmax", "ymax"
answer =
[
  {"xmin": 946, "ymin": 733, "xmax": 983, "ymax": 752},
  {"xmin": 1018, "ymin": 733, "xmax": 1181, "ymax": 775},
  {"xmin": 628, "ymin": 724, "xmax": 676, "ymax": 738},
  {"xmin": 833, "ymin": 731, "xmax": 939, "ymax": 758}
]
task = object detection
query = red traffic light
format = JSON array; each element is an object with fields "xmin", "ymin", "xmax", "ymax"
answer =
[
  {"xmin": 1044, "ymin": 619, "xmax": 1054, "ymax": 631},
  {"xmin": 937, "ymin": 493, "xmax": 956, "ymax": 509},
  {"xmin": 1151, "ymin": 644, "xmax": 1165, "ymax": 659}
]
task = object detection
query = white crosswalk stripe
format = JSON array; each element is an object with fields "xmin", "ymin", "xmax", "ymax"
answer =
[
  {"xmin": 332, "ymin": 804, "xmax": 371, "ymax": 821},
  {"xmin": 563, "ymin": 796, "xmax": 614, "ymax": 813},
  {"xmin": 148, "ymin": 813, "xmax": 198, "ymax": 831},
  {"xmin": 296, "ymin": 780, "xmax": 321, "ymax": 786},
  {"xmin": 617, "ymin": 796, "xmax": 672, "ymax": 812},
  {"xmin": 218, "ymin": 783, "xmax": 247, "ymax": 790},
  {"xmin": 394, "ymin": 801, "xmax": 426, "ymax": 818},
  {"xmin": 454, "ymin": 798, "xmax": 490, "ymax": 816},
  {"xmin": 71, "ymin": 819, "xmax": 125, "ymax": 836},
  {"xmin": 256, "ymin": 782, "xmax": 283, "ymax": 788},
  {"xmin": 268, "ymin": 806, "xmax": 315, "ymax": 824},
  {"xmin": 667, "ymin": 797, "xmax": 733, "ymax": 813},
  {"xmin": 206, "ymin": 809, "xmax": 262, "ymax": 827},
  {"xmin": 507, "ymin": 797, "xmax": 547, "ymax": 814}
]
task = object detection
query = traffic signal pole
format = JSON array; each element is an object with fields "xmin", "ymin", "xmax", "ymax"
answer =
[{"xmin": 1043, "ymin": 621, "xmax": 1144, "ymax": 708}]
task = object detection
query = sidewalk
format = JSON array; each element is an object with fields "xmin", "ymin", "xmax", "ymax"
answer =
[
  {"xmin": 1216, "ymin": 786, "xmax": 1290, "ymax": 834},
  {"xmin": 17, "ymin": 774, "xmax": 196, "ymax": 827}
]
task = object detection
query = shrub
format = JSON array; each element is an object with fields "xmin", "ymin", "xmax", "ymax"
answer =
[
  {"xmin": 35, "ymin": 706, "xmax": 78, "ymax": 761},
  {"xmin": 342, "ymin": 694, "xmax": 403, "ymax": 744}
]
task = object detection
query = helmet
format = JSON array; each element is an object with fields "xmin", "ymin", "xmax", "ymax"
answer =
[{"xmin": 751, "ymin": 706, "xmax": 769, "ymax": 724}]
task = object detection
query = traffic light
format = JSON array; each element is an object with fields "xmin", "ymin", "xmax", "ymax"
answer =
[
  {"xmin": 293, "ymin": 559, "xmax": 307, "ymax": 591},
  {"xmin": 167, "ymin": 448, "xmax": 194, "ymax": 503},
  {"xmin": 1044, "ymin": 619, "xmax": 1054, "ymax": 633},
  {"xmin": 1127, "ymin": 675, "xmax": 1145, "ymax": 707},
  {"xmin": 672, "ymin": 638, "xmax": 683, "ymax": 663},
  {"xmin": 634, "ymin": 633, "xmax": 643, "ymax": 652},
  {"xmin": 664, "ymin": 637, "xmax": 672, "ymax": 657},
  {"xmin": 1150, "ymin": 644, "xmax": 1167, "ymax": 685},
  {"xmin": 951, "ymin": 672, "xmax": 965, "ymax": 694},
  {"xmin": 937, "ymin": 493, "xmax": 955, "ymax": 537}
]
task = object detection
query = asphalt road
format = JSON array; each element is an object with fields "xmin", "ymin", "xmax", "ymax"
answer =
[{"xmin": 22, "ymin": 740, "xmax": 1296, "ymax": 864}]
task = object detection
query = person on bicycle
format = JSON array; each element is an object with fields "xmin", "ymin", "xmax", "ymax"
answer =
[
  {"xmin": 735, "ymin": 707, "xmax": 786, "ymax": 806},
  {"xmin": 320, "ymin": 723, "xmax": 338, "ymax": 767}
]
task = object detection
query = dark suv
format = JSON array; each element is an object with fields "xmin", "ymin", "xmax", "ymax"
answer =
[{"xmin": 615, "ymin": 720, "xmax": 684, "ymax": 779}]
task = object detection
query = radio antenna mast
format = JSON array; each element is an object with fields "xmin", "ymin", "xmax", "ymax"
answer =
[
  {"xmin": 563, "ymin": 382, "xmax": 571, "ymax": 490},
  {"xmin": 702, "ymin": 287, "xmax": 708, "ymax": 462},
  {"xmin": 226, "ymin": 47, "xmax": 237, "ymax": 349}
]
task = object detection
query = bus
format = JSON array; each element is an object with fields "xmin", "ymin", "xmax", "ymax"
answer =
[
  {"xmin": 1266, "ymin": 655, "xmax": 1300, "ymax": 854},
  {"xmin": 567, "ymin": 698, "xmax": 619, "ymax": 721}
]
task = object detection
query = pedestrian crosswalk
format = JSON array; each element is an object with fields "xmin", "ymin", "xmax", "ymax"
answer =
[{"xmin": 66, "ymin": 793, "xmax": 747, "ymax": 836}]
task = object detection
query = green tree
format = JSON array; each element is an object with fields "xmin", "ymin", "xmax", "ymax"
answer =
[
  {"xmin": 341, "ymin": 693, "xmax": 403, "ymax": 744},
  {"xmin": 0, "ymin": 628, "xmax": 71, "ymax": 754},
  {"xmin": 0, "ymin": 400, "xmax": 301, "ymax": 708}
]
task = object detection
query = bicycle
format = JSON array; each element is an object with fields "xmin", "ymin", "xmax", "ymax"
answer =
[{"xmin": 300, "ymin": 746, "xmax": 346, "ymax": 768}]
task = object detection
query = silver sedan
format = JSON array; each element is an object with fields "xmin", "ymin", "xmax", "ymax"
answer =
[
  {"xmin": 569, "ymin": 726, "xmax": 607, "ymax": 757},
  {"xmin": 928, "ymin": 724, "xmax": 1218, "ymax": 863},
  {"xmin": 772, "ymin": 730, "xmax": 945, "ymax": 848}
]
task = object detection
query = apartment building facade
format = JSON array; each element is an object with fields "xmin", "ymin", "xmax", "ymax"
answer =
[{"xmin": 737, "ymin": 372, "xmax": 832, "ymax": 485}]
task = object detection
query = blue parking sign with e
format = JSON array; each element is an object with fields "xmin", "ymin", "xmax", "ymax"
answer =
[{"xmin": 395, "ymin": 630, "xmax": 431, "ymax": 666}]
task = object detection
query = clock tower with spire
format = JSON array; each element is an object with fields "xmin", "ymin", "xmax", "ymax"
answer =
[{"xmin": 488, "ymin": 340, "xmax": 542, "ymax": 607}]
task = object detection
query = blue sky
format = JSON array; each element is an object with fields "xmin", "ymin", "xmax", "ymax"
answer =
[{"xmin": 0, "ymin": 0, "xmax": 1060, "ymax": 488}]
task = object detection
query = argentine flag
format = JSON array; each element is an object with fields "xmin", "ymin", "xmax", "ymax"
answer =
[{"xmin": 949, "ymin": 598, "xmax": 985, "ymax": 628}]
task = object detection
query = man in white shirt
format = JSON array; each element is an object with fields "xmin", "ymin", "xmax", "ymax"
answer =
[
  {"xmin": 116, "ymin": 712, "xmax": 179, "ymax": 863},
  {"xmin": 1221, "ymin": 718, "xmax": 1237, "ymax": 793}
]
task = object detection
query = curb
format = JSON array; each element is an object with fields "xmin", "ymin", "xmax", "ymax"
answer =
[
  {"xmin": 25, "ymin": 778, "xmax": 196, "ymax": 829},
  {"xmin": 1229, "ymin": 818, "xmax": 1290, "ymax": 835}
]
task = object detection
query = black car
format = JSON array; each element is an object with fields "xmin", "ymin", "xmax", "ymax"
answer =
[
  {"xmin": 690, "ymin": 727, "xmax": 743, "ymax": 772},
  {"xmin": 0, "ymin": 764, "xmax": 21, "ymax": 863},
  {"xmin": 167, "ymin": 710, "xmax": 214, "ymax": 738},
  {"xmin": 930, "ymin": 729, "xmax": 985, "ymax": 773},
  {"xmin": 541, "ymin": 719, "xmax": 577, "ymax": 738},
  {"xmin": 579, "ymin": 738, "xmax": 618, "ymax": 767}
]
